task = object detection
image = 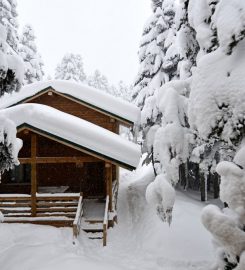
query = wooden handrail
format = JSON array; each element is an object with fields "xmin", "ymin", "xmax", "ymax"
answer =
[
  {"xmin": 103, "ymin": 195, "xmax": 109, "ymax": 246},
  {"xmin": 73, "ymin": 194, "xmax": 83, "ymax": 239}
]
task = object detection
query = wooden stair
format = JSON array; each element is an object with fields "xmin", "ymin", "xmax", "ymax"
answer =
[{"xmin": 0, "ymin": 193, "xmax": 113, "ymax": 246}]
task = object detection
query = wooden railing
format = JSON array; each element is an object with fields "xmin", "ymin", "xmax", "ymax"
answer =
[
  {"xmin": 36, "ymin": 193, "xmax": 80, "ymax": 219},
  {"xmin": 103, "ymin": 195, "xmax": 109, "ymax": 246},
  {"xmin": 0, "ymin": 193, "xmax": 81, "ymax": 227},
  {"xmin": 112, "ymin": 181, "xmax": 119, "ymax": 211},
  {"xmin": 73, "ymin": 193, "xmax": 83, "ymax": 239},
  {"xmin": 0, "ymin": 194, "xmax": 31, "ymax": 217}
]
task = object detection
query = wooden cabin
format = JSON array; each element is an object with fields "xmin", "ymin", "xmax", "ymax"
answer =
[{"xmin": 0, "ymin": 81, "xmax": 141, "ymax": 245}]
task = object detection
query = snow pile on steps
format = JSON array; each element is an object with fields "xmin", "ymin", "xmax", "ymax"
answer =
[
  {"xmin": 0, "ymin": 103, "xmax": 141, "ymax": 168},
  {"xmin": 0, "ymin": 80, "xmax": 141, "ymax": 124}
]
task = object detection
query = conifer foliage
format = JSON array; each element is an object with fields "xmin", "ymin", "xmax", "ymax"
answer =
[
  {"xmin": 55, "ymin": 53, "xmax": 86, "ymax": 83},
  {"xmin": 0, "ymin": 0, "xmax": 23, "ymax": 96},
  {"xmin": 19, "ymin": 24, "xmax": 44, "ymax": 84}
]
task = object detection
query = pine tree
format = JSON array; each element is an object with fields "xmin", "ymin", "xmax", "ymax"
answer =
[
  {"xmin": 133, "ymin": 3, "xmax": 165, "ymax": 109},
  {"xmin": 0, "ymin": 19, "xmax": 23, "ymax": 96},
  {"xmin": 55, "ymin": 53, "xmax": 86, "ymax": 83},
  {"xmin": 116, "ymin": 81, "xmax": 132, "ymax": 101},
  {"xmin": 175, "ymin": 0, "xmax": 199, "ymax": 79},
  {"xmin": 87, "ymin": 69, "xmax": 109, "ymax": 92},
  {"xmin": 0, "ymin": 0, "xmax": 19, "ymax": 52},
  {"xmin": 19, "ymin": 24, "xmax": 44, "ymax": 84}
]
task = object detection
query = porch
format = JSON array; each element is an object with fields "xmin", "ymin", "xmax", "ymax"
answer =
[{"xmin": 0, "ymin": 181, "xmax": 118, "ymax": 246}]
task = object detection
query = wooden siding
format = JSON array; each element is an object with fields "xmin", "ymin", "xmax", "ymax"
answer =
[
  {"xmin": 26, "ymin": 90, "xmax": 120, "ymax": 133},
  {"xmin": 0, "ymin": 130, "xmax": 106, "ymax": 197}
]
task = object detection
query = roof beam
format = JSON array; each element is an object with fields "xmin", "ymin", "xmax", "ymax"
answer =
[{"xmin": 19, "ymin": 156, "xmax": 101, "ymax": 164}]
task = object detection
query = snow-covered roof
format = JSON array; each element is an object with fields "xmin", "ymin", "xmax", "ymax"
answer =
[
  {"xmin": 0, "ymin": 80, "xmax": 140, "ymax": 125},
  {"xmin": 1, "ymin": 104, "xmax": 141, "ymax": 169}
]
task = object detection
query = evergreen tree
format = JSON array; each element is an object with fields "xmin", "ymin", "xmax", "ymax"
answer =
[
  {"xmin": 87, "ymin": 69, "xmax": 109, "ymax": 92},
  {"xmin": 175, "ymin": 0, "xmax": 199, "ymax": 79},
  {"xmin": 55, "ymin": 53, "xmax": 86, "ymax": 82},
  {"xmin": 133, "ymin": 3, "xmax": 165, "ymax": 109},
  {"xmin": 0, "ymin": 0, "xmax": 19, "ymax": 52},
  {"xmin": 116, "ymin": 81, "xmax": 132, "ymax": 101},
  {"xmin": 0, "ymin": 21, "xmax": 23, "ymax": 96},
  {"xmin": 19, "ymin": 24, "xmax": 44, "ymax": 84}
]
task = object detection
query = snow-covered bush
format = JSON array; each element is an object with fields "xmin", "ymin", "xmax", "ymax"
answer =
[
  {"xmin": 0, "ymin": 116, "xmax": 22, "ymax": 175},
  {"xmin": 202, "ymin": 146, "xmax": 245, "ymax": 269},
  {"xmin": 146, "ymin": 173, "xmax": 175, "ymax": 225}
]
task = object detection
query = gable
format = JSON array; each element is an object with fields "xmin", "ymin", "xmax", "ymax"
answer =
[{"xmin": 25, "ymin": 89, "xmax": 119, "ymax": 132}]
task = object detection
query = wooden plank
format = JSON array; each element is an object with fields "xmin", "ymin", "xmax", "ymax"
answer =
[
  {"xmin": 19, "ymin": 156, "xmax": 101, "ymax": 164},
  {"xmin": 0, "ymin": 197, "xmax": 30, "ymax": 201},
  {"xmin": 4, "ymin": 219, "xmax": 74, "ymax": 227},
  {"xmin": 0, "ymin": 208, "xmax": 30, "ymax": 213},
  {"xmin": 36, "ymin": 196, "xmax": 79, "ymax": 201},
  {"xmin": 37, "ymin": 202, "xmax": 78, "ymax": 207},
  {"xmin": 36, "ymin": 213, "xmax": 76, "ymax": 218},
  {"xmin": 36, "ymin": 207, "xmax": 77, "ymax": 213},
  {"xmin": 0, "ymin": 203, "xmax": 31, "ymax": 207}
]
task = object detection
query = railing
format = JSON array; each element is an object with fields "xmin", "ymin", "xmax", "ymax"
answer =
[
  {"xmin": 112, "ymin": 180, "xmax": 119, "ymax": 211},
  {"xmin": 0, "ymin": 193, "xmax": 81, "ymax": 224},
  {"xmin": 0, "ymin": 194, "xmax": 31, "ymax": 217},
  {"xmin": 73, "ymin": 193, "xmax": 83, "ymax": 239},
  {"xmin": 103, "ymin": 195, "xmax": 109, "ymax": 246}
]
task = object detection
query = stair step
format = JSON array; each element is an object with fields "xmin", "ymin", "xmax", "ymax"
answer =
[{"xmin": 86, "ymin": 232, "xmax": 103, "ymax": 240}]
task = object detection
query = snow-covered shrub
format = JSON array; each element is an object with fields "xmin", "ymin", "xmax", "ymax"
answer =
[
  {"xmin": 201, "ymin": 146, "xmax": 245, "ymax": 269},
  {"xmin": 0, "ymin": 116, "xmax": 22, "ymax": 175},
  {"xmin": 146, "ymin": 173, "xmax": 175, "ymax": 225}
]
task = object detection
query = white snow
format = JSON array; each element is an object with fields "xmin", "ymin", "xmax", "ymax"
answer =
[
  {"xmin": 0, "ymin": 116, "xmax": 22, "ymax": 173},
  {"xmin": 146, "ymin": 173, "xmax": 175, "ymax": 224},
  {"xmin": 0, "ymin": 103, "xmax": 141, "ymax": 169},
  {"xmin": 0, "ymin": 168, "xmax": 213, "ymax": 270},
  {"xmin": 189, "ymin": 39, "xmax": 245, "ymax": 142},
  {"xmin": 0, "ymin": 80, "xmax": 141, "ymax": 125}
]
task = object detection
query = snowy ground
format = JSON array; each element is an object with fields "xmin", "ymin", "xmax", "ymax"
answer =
[{"xmin": 0, "ymin": 169, "xmax": 214, "ymax": 270}]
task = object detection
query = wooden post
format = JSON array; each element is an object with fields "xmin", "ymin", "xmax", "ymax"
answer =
[
  {"xmin": 31, "ymin": 133, "xmax": 37, "ymax": 217},
  {"xmin": 105, "ymin": 163, "xmax": 112, "ymax": 212}
]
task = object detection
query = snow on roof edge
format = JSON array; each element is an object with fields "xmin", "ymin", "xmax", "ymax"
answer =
[
  {"xmin": 0, "ymin": 104, "xmax": 141, "ymax": 169},
  {"xmin": 0, "ymin": 80, "xmax": 141, "ymax": 125}
]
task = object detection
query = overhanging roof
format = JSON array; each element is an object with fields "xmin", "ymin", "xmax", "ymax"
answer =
[
  {"xmin": 0, "ymin": 80, "xmax": 141, "ymax": 126},
  {"xmin": 1, "ymin": 104, "xmax": 141, "ymax": 170}
]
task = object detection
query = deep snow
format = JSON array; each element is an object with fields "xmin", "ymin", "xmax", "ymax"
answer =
[{"xmin": 0, "ymin": 168, "xmax": 213, "ymax": 270}]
